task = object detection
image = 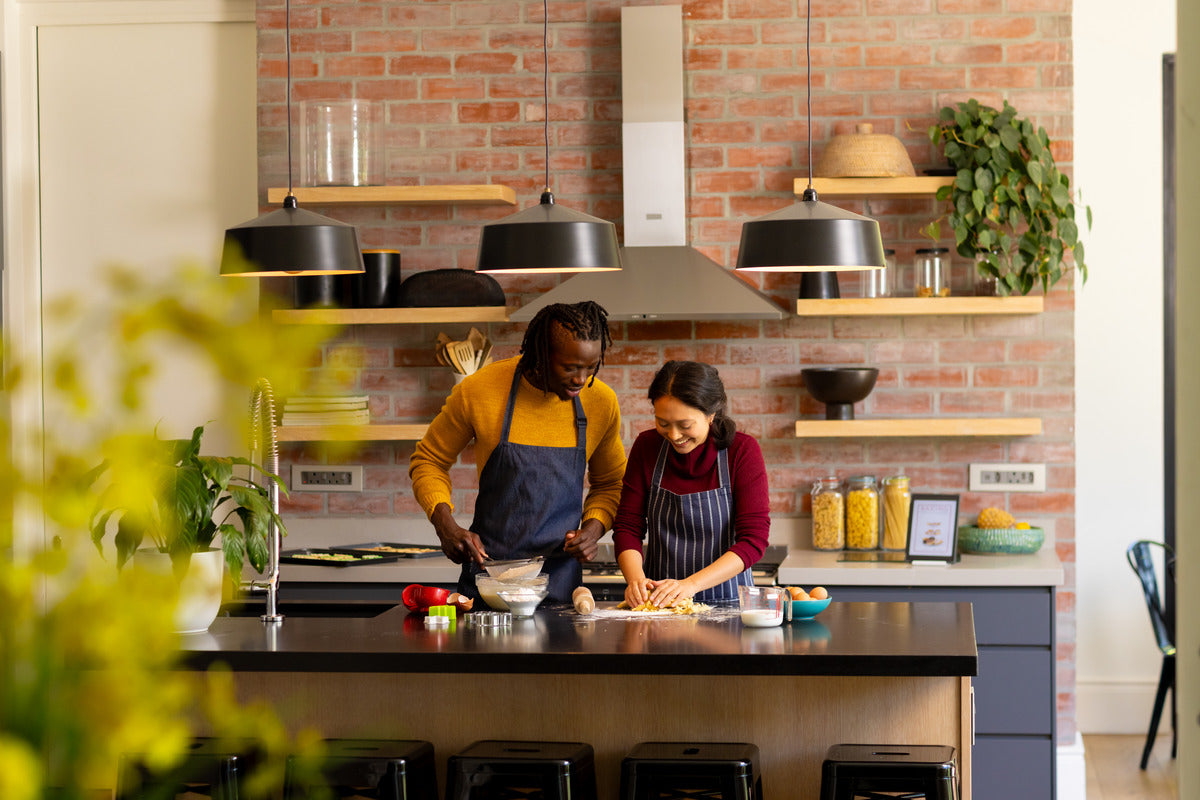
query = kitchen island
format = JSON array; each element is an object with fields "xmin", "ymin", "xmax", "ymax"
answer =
[
  {"xmin": 184, "ymin": 600, "xmax": 977, "ymax": 800},
  {"xmin": 780, "ymin": 547, "xmax": 1064, "ymax": 800}
]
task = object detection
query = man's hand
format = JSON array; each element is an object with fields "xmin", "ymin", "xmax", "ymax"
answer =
[
  {"xmin": 563, "ymin": 518, "xmax": 605, "ymax": 563},
  {"xmin": 430, "ymin": 503, "xmax": 487, "ymax": 564}
]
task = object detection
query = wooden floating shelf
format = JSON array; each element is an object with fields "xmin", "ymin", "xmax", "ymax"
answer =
[
  {"xmin": 276, "ymin": 424, "xmax": 429, "ymax": 442},
  {"xmin": 795, "ymin": 418, "xmax": 1043, "ymax": 438},
  {"xmin": 272, "ymin": 306, "xmax": 510, "ymax": 325},
  {"xmin": 795, "ymin": 297, "xmax": 1044, "ymax": 316},
  {"xmin": 266, "ymin": 184, "xmax": 517, "ymax": 206},
  {"xmin": 795, "ymin": 176, "xmax": 954, "ymax": 198}
]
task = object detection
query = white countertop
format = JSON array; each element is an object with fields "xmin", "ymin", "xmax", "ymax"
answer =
[
  {"xmin": 777, "ymin": 546, "xmax": 1063, "ymax": 588},
  {"xmin": 265, "ymin": 517, "xmax": 1063, "ymax": 589}
]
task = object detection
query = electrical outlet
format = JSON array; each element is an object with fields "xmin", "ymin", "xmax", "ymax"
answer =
[
  {"xmin": 968, "ymin": 463, "xmax": 1046, "ymax": 492},
  {"xmin": 291, "ymin": 465, "xmax": 363, "ymax": 492}
]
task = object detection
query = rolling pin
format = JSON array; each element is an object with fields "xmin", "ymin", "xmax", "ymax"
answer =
[{"xmin": 572, "ymin": 586, "xmax": 595, "ymax": 614}]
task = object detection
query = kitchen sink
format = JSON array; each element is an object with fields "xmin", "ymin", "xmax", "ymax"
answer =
[{"xmin": 217, "ymin": 600, "xmax": 399, "ymax": 619}]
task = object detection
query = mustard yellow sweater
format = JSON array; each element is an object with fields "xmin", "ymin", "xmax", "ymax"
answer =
[{"xmin": 409, "ymin": 357, "xmax": 627, "ymax": 529}]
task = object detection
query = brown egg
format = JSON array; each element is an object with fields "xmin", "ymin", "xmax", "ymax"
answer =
[
  {"xmin": 788, "ymin": 586, "xmax": 809, "ymax": 601},
  {"xmin": 809, "ymin": 586, "xmax": 829, "ymax": 600}
]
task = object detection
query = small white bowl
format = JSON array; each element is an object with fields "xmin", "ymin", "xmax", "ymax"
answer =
[{"xmin": 496, "ymin": 587, "xmax": 547, "ymax": 618}]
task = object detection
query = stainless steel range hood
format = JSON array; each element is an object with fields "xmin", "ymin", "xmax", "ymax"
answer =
[{"xmin": 509, "ymin": 5, "xmax": 786, "ymax": 323}]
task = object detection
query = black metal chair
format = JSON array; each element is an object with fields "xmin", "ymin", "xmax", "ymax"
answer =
[{"xmin": 1126, "ymin": 539, "xmax": 1177, "ymax": 770}]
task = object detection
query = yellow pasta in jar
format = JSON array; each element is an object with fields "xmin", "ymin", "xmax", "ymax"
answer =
[
  {"xmin": 811, "ymin": 491, "xmax": 844, "ymax": 550},
  {"xmin": 846, "ymin": 488, "xmax": 879, "ymax": 549}
]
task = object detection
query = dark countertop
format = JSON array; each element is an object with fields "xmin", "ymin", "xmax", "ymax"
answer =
[{"xmin": 181, "ymin": 600, "xmax": 977, "ymax": 678}]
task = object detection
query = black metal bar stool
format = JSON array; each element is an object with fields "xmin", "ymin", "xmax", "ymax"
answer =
[
  {"xmin": 818, "ymin": 744, "xmax": 957, "ymax": 800},
  {"xmin": 445, "ymin": 740, "xmax": 597, "ymax": 800},
  {"xmin": 115, "ymin": 738, "xmax": 259, "ymax": 799},
  {"xmin": 619, "ymin": 742, "xmax": 763, "ymax": 800},
  {"xmin": 284, "ymin": 738, "xmax": 438, "ymax": 800}
]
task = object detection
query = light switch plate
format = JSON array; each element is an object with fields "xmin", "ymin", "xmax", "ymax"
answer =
[
  {"xmin": 291, "ymin": 465, "xmax": 363, "ymax": 492},
  {"xmin": 969, "ymin": 463, "xmax": 1045, "ymax": 492}
]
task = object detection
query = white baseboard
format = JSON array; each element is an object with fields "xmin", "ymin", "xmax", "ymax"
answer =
[
  {"xmin": 1058, "ymin": 732, "xmax": 1087, "ymax": 800},
  {"xmin": 1077, "ymin": 679, "xmax": 1162, "ymax": 733}
]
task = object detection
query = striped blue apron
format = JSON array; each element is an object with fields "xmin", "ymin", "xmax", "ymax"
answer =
[{"xmin": 643, "ymin": 439, "xmax": 752, "ymax": 602}]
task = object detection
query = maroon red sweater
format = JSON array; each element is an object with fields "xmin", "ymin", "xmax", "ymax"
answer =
[{"xmin": 612, "ymin": 429, "xmax": 770, "ymax": 569}]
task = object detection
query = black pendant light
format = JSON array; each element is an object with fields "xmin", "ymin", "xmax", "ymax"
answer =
[
  {"xmin": 220, "ymin": 0, "xmax": 364, "ymax": 277},
  {"xmin": 476, "ymin": 0, "xmax": 621, "ymax": 274},
  {"xmin": 735, "ymin": 0, "xmax": 884, "ymax": 281}
]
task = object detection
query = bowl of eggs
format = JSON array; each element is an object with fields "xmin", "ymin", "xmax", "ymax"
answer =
[{"xmin": 785, "ymin": 585, "xmax": 831, "ymax": 619}]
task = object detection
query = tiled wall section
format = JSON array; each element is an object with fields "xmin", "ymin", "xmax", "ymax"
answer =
[{"xmin": 257, "ymin": 0, "xmax": 1077, "ymax": 739}]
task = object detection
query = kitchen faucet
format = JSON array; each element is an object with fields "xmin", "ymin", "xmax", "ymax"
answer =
[{"xmin": 244, "ymin": 377, "xmax": 284, "ymax": 624}]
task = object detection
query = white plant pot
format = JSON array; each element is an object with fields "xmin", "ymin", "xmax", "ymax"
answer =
[{"xmin": 134, "ymin": 548, "xmax": 225, "ymax": 633}]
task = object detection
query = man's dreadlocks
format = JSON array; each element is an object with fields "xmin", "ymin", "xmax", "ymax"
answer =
[{"xmin": 518, "ymin": 301, "xmax": 611, "ymax": 390}]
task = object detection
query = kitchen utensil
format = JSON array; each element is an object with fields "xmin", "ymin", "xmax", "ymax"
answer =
[
  {"xmin": 450, "ymin": 339, "xmax": 477, "ymax": 375},
  {"xmin": 789, "ymin": 596, "xmax": 832, "ymax": 620},
  {"xmin": 402, "ymin": 584, "xmax": 451, "ymax": 612},
  {"xmin": 475, "ymin": 575, "xmax": 550, "ymax": 611},
  {"xmin": 482, "ymin": 555, "xmax": 545, "ymax": 580},
  {"xmin": 801, "ymin": 367, "xmax": 879, "ymax": 420},
  {"xmin": 497, "ymin": 586, "xmax": 547, "ymax": 618},
  {"xmin": 737, "ymin": 585, "xmax": 787, "ymax": 627}
]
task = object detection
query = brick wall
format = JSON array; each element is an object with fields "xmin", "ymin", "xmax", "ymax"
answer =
[{"xmin": 257, "ymin": 0, "xmax": 1077, "ymax": 740}]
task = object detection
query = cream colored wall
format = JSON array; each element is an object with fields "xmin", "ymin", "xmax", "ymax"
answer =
[
  {"xmin": 1074, "ymin": 0, "xmax": 1177, "ymax": 734},
  {"xmin": 1, "ymin": 1, "xmax": 258, "ymax": 490}
]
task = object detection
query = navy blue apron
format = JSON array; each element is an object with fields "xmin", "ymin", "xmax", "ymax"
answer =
[
  {"xmin": 458, "ymin": 369, "xmax": 588, "ymax": 603},
  {"xmin": 643, "ymin": 440, "xmax": 752, "ymax": 603}
]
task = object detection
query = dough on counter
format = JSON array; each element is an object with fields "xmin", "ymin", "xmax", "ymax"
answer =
[{"xmin": 617, "ymin": 597, "xmax": 712, "ymax": 615}]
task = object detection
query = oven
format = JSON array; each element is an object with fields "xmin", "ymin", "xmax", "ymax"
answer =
[{"xmin": 580, "ymin": 544, "xmax": 787, "ymax": 600}]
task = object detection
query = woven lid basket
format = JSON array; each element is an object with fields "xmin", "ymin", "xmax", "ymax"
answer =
[
  {"xmin": 957, "ymin": 526, "xmax": 1045, "ymax": 555},
  {"xmin": 816, "ymin": 123, "xmax": 916, "ymax": 178}
]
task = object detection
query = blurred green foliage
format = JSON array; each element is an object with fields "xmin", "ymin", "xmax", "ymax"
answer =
[{"xmin": 0, "ymin": 263, "xmax": 343, "ymax": 798}]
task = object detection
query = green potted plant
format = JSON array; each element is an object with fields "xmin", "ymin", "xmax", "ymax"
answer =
[
  {"xmin": 924, "ymin": 98, "xmax": 1091, "ymax": 296},
  {"xmin": 89, "ymin": 422, "xmax": 285, "ymax": 577}
]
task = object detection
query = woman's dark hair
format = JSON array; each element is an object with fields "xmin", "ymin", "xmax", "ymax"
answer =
[
  {"xmin": 518, "ymin": 301, "xmax": 611, "ymax": 389},
  {"xmin": 648, "ymin": 360, "xmax": 736, "ymax": 449}
]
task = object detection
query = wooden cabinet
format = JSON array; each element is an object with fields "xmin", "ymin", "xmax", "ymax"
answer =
[{"xmin": 822, "ymin": 585, "xmax": 1058, "ymax": 800}]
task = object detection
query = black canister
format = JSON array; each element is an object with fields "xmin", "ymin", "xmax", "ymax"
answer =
[
  {"xmin": 293, "ymin": 274, "xmax": 348, "ymax": 309},
  {"xmin": 350, "ymin": 249, "xmax": 402, "ymax": 308}
]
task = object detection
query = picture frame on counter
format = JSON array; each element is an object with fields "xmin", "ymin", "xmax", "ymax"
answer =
[{"xmin": 906, "ymin": 493, "xmax": 961, "ymax": 563}]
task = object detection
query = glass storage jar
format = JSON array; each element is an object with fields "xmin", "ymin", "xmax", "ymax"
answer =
[
  {"xmin": 844, "ymin": 475, "xmax": 879, "ymax": 550},
  {"xmin": 881, "ymin": 470, "xmax": 912, "ymax": 550},
  {"xmin": 860, "ymin": 248, "xmax": 895, "ymax": 298},
  {"xmin": 810, "ymin": 476, "xmax": 844, "ymax": 551},
  {"xmin": 914, "ymin": 247, "xmax": 951, "ymax": 297}
]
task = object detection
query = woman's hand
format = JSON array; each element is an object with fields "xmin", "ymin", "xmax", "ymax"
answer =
[
  {"xmin": 430, "ymin": 503, "xmax": 487, "ymax": 564},
  {"xmin": 648, "ymin": 578, "xmax": 696, "ymax": 609},
  {"xmin": 624, "ymin": 578, "xmax": 655, "ymax": 609}
]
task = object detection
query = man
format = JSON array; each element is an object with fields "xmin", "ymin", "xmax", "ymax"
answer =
[{"xmin": 409, "ymin": 301, "xmax": 626, "ymax": 602}]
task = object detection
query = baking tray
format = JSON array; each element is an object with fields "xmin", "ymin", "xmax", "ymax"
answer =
[
  {"xmin": 327, "ymin": 542, "xmax": 443, "ymax": 559},
  {"xmin": 280, "ymin": 548, "xmax": 403, "ymax": 567}
]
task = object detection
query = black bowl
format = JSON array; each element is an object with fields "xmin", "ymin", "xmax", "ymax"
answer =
[{"xmin": 801, "ymin": 367, "xmax": 879, "ymax": 420}]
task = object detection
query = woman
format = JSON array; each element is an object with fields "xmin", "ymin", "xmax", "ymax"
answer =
[{"xmin": 612, "ymin": 360, "xmax": 770, "ymax": 607}]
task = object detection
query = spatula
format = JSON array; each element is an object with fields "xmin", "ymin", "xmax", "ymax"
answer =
[{"xmin": 451, "ymin": 339, "xmax": 477, "ymax": 375}]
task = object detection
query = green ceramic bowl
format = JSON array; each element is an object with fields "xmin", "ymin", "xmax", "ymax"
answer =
[{"xmin": 958, "ymin": 525, "xmax": 1045, "ymax": 555}]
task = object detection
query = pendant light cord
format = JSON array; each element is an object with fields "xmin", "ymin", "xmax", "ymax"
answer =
[
  {"xmin": 286, "ymin": 0, "xmax": 295, "ymax": 198},
  {"xmin": 804, "ymin": 0, "xmax": 814, "ymax": 194},
  {"xmin": 542, "ymin": 0, "xmax": 550, "ymax": 193}
]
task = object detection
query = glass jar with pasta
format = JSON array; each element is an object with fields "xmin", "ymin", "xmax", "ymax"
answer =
[
  {"xmin": 844, "ymin": 475, "xmax": 880, "ymax": 550},
  {"xmin": 882, "ymin": 471, "xmax": 911, "ymax": 550},
  {"xmin": 810, "ymin": 476, "xmax": 845, "ymax": 550}
]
